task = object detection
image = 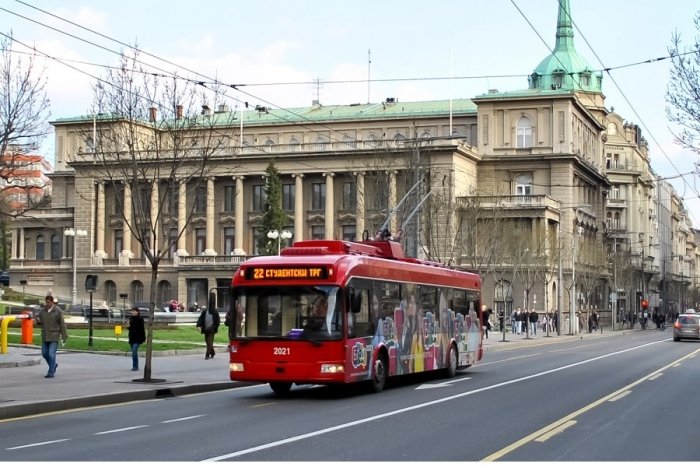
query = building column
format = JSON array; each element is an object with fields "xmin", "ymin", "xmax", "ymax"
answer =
[
  {"xmin": 324, "ymin": 172, "xmax": 335, "ymax": 239},
  {"xmin": 120, "ymin": 183, "xmax": 133, "ymax": 264},
  {"xmin": 294, "ymin": 174, "xmax": 304, "ymax": 242},
  {"xmin": 94, "ymin": 182, "xmax": 107, "ymax": 261},
  {"xmin": 18, "ymin": 228, "xmax": 25, "ymax": 259},
  {"xmin": 388, "ymin": 170, "xmax": 397, "ymax": 234},
  {"xmin": 204, "ymin": 177, "xmax": 217, "ymax": 255},
  {"xmin": 177, "ymin": 180, "xmax": 189, "ymax": 257},
  {"xmin": 150, "ymin": 180, "xmax": 159, "ymax": 256},
  {"xmin": 354, "ymin": 171, "xmax": 365, "ymax": 241},
  {"xmin": 234, "ymin": 176, "xmax": 245, "ymax": 253}
]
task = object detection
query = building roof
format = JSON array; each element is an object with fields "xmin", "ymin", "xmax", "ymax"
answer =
[{"xmin": 50, "ymin": 99, "xmax": 478, "ymax": 128}]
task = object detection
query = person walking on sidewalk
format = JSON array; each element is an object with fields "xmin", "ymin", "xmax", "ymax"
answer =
[
  {"xmin": 196, "ymin": 306, "xmax": 220, "ymax": 359},
  {"xmin": 36, "ymin": 295, "xmax": 68, "ymax": 378},
  {"xmin": 127, "ymin": 306, "xmax": 146, "ymax": 371}
]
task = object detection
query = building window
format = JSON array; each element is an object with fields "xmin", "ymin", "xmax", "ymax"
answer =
[
  {"xmin": 282, "ymin": 184, "xmax": 295, "ymax": 211},
  {"xmin": 606, "ymin": 153, "xmax": 611, "ymax": 169},
  {"xmin": 223, "ymin": 185, "xmax": 235, "ymax": 212},
  {"xmin": 115, "ymin": 184, "xmax": 124, "ymax": 216},
  {"xmin": 613, "ymin": 212, "xmax": 620, "ymax": 229},
  {"xmin": 516, "ymin": 117, "xmax": 533, "ymax": 148},
  {"xmin": 312, "ymin": 182, "xmax": 325, "ymax": 210},
  {"xmin": 141, "ymin": 231, "xmax": 151, "ymax": 259},
  {"xmin": 252, "ymin": 184, "xmax": 266, "ymax": 212},
  {"xmin": 166, "ymin": 184, "xmax": 178, "ymax": 215},
  {"xmin": 253, "ymin": 227, "xmax": 263, "ymax": 255},
  {"xmin": 194, "ymin": 185, "xmax": 206, "ymax": 214},
  {"xmin": 223, "ymin": 227, "xmax": 235, "ymax": 255},
  {"xmin": 50, "ymin": 234, "xmax": 60, "ymax": 260},
  {"xmin": 168, "ymin": 228, "xmax": 177, "ymax": 258},
  {"xmin": 515, "ymin": 174, "xmax": 533, "ymax": 196},
  {"xmin": 288, "ymin": 137, "xmax": 300, "ymax": 151},
  {"xmin": 195, "ymin": 228, "xmax": 206, "ymax": 255},
  {"xmin": 552, "ymin": 71, "xmax": 564, "ymax": 89},
  {"xmin": 158, "ymin": 280, "xmax": 172, "ymax": 305},
  {"xmin": 314, "ymin": 136, "xmax": 328, "ymax": 150},
  {"xmin": 36, "ymin": 235, "xmax": 45, "ymax": 260},
  {"xmin": 341, "ymin": 225, "xmax": 356, "ymax": 242},
  {"xmin": 138, "ymin": 186, "xmax": 151, "ymax": 218},
  {"xmin": 114, "ymin": 229, "xmax": 123, "ymax": 257},
  {"xmin": 311, "ymin": 225, "xmax": 325, "ymax": 240},
  {"xmin": 611, "ymin": 185, "xmax": 620, "ymax": 199},
  {"xmin": 131, "ymin": 281, "xmax": 144, "ymax": 303},
  {"xmin": 343, "ymin": 182, "xmax": 356, "ymax": 210},
  {"xmin": 105, "ymin": 281, "xmax": 116, "ymax": 306}
]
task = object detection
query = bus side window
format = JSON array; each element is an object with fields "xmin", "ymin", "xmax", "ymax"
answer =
[{"xmin": 350, "ymin": 289, "xmax": 371, "ymax": 337}]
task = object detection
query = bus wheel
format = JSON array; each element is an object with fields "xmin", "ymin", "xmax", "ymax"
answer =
[
  {"xmin": 445, "ymin": 344, "xmax": 458, "ymax": 378},
  {"xmin": 270, "ymin": 382, "xmax": 292, "ymax": 395},
  {"xmin": 370, "ymin": 354, "xmax": 387, "ymax": 393}
]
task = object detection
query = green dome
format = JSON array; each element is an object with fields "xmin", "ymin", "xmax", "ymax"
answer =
[{"xmin": 529, "ymin": 0, "xmax": 602, "ymax": 93}]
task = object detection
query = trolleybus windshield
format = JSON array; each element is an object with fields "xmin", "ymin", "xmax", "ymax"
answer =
[{"xmin": 233, "ymin": 285, "xmax": 343, "ymax": 340}]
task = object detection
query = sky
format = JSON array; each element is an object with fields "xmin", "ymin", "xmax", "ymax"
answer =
[{"xmin": 2, "ymin": 0, "xmax": 699, "ymax": 224}]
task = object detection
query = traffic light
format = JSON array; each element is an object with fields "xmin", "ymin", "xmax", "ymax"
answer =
[{"xmin": 641, "ymin": 299, "xmax": 649, "ymax": 309}]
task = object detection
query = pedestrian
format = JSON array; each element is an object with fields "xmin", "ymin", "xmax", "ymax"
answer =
[
  {"xmin": 36, "ymin": 294, "xmax": 68, "ymax": 378},
  {"xmin": 196, "ymin": 306, "xmax": 220, "ymax": 359},
  {"xmin": 127, "ymin": 306, "xmax": 146, "ymax": 371}
]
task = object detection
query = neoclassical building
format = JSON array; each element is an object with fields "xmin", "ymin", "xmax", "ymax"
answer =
[{"xmin": 9, "ymin": 0, "xmax": 698, "ymax": 322}]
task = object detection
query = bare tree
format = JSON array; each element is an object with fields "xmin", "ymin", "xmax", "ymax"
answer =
[
  {"xmin": 76, "ymin": 49, "xmax": 238, "ymax": 381},
  {"xmin": 453, "ymin": 194, "xmax": 507, "ymax": 277},
  {"xmin": 666, "ymin": 11, "xmax": 700, "ymax": 155},
  {"xmin": 0, "ymin": 32, "xmax": 51, "ymax": 217}
]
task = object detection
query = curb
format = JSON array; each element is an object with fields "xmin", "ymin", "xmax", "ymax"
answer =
[{"xmin": 0, "ymin": 381, "xmax": 246, "ymax": 420}]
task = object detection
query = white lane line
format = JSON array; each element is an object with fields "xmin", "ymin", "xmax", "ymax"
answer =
[
  {"xmin": 95, "ymin": 425, "xmax": 148, "ymax": 435},
  {"xmin": 6, "ymin": 439, "xmax": 70, "ymax": 450},
  {"xmin": 162, "ymin": 415, "xmax": 205, "ymax": 424},
  {"xmin": 205, "ymin": 340, "xmax": 666, "ymax": 461}
]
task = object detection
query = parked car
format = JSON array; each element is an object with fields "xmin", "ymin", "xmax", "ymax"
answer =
[
  {"xmin": 0, "ymin": 271, "xmax": 9, "ymax": 286},
  {"xmin": 673, "ymin": 313, "xmax": 700, "ymax": 342}
]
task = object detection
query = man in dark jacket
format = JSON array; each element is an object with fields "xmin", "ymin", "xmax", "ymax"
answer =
[{"xmin": 196, "ymin": 307, "xmax": 220, "ymax": 359}]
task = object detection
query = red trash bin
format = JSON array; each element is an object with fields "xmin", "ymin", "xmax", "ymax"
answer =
[{"xmin": 20, "ymin": 311, "xmax": 33, "ymax": 345}]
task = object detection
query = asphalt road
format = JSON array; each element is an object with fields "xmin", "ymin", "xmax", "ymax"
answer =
[{"xmin": 1, "ymin": 330, "xmax": 698, "ymax": 462}]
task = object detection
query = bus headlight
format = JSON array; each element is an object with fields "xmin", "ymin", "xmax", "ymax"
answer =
[
  {"xmin": 230, "ymin": 363, "xmax": 245, "ymax": 372},
  {"xmin": 320, "ymin": 364, "xmax": 344, "ymax": 374}
]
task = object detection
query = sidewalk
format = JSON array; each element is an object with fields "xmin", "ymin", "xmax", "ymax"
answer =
[
  {"xmin": 0, "ymin": 344, "xmax": 236, "ymax": 420},
  {"xmin": 0, "ymin": 327, "xmax": 634, "ymax": 420}
]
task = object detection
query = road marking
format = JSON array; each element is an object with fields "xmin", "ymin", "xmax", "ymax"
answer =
[
  {"xmin": 416, "ymin": 376, "xmax": 472, "ymax": 390},
  {"xmin": 204, "ymin": 340, "xmax": 670, "ymax": 461},
  {"xmin": 481, "ymin": 347, "xmax": 700, "ymax": 461},
  {"xmin": 535, "ymin": 420, "xmax": 577, "ymax": 442},
  {"xmin": 648, "ymin": 373, "xmax": 662, "ymax": 381},
  {"xmin": 252, "ymin": 402, "xmax": 276, "ymax": 408},
  {"xmin": 6, "ymin": 439, "xmax": 70, "ymax": 450},
  {"xmin": 607, "ymin": 390, "xmax": 631, "ymax": 402},
  {"xmin": 95, "ymin": 425, "xmax": 148, "ymax": 435},
  {"xmin": 162, "ymin": 415, "xmax": 205, "ymax": 423}
]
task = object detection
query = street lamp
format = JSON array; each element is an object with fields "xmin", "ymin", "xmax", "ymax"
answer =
[
  {"xmin": 267, "ymin": 229, "xmax": 292, "ymax": 255},
  {"xmin": 65, "ymin": 228, "xmax": 88, "ymax": 305}
]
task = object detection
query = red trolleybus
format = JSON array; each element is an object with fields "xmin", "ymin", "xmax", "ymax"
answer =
[{"xmin": 227, "ymin": 238, "xmax": 483, "ymax": 395}]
